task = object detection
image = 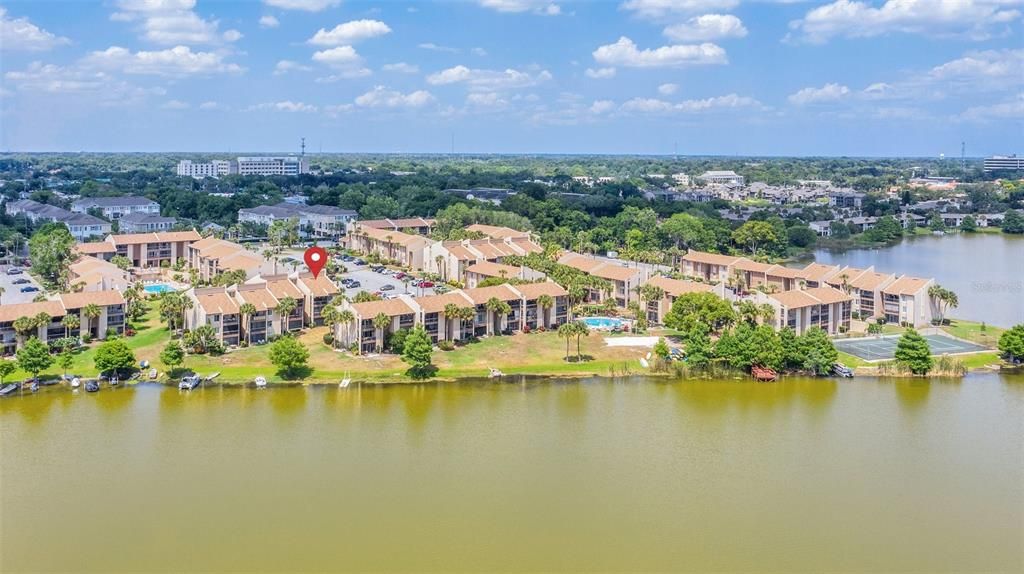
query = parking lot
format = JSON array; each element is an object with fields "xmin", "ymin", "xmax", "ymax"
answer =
[
  {"xmin": 0, "ymin": 265, "xmax": 44, "ymax": 304},
  {"xmin": 337, "ymin": 259, "xmax": 439, "ymax": 299}
]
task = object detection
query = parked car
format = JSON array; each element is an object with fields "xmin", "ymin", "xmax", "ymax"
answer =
[
  {"xmin": 347, "ymin": 280, "xmax": 361, "ymax": 289},
  {"xmin": 6, "ymin": 267, "xmax": 23, "ymax": 275},
  {"xmin": 418, "ymin": 281, "xmax": 434, "ymax": 288},
  {"xmin": 12, "ymin": 278, "xmax": 30, "ymax": 285},
  {"xmin": 20, "ymin": 286, "xmax": 39, "ymax": 293},
  {"xmin": 380, "ymin": 284, "xmax": 395, "ymax": 291},
  {"xmin": 394, "ymin": 272, "xmax": 406, "ymax": 280},
  {"xmin": 353, "ymin": 259, "xmax": 366, "ymax": 266}
]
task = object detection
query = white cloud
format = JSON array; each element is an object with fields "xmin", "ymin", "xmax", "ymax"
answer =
[
  {"xmin": 111, "ymin": 0, "xmax": 241, "ymax": 46},
  {"xmin": 263, "ymin": 0, "xmax": 340, "ymax": 12},
  {"xmin": 478, "ymin": 0, "xmax": 561, "ymax": 15},
  {"xmin": 382, "ymin": 62, "xmax": 419, "ymax": 74},
  {"xmin": 472, "ymin": 47, "xmax": 489, "ymax": 56},
  {"xmin": 589, "ymin": 99, "xmax": 615, "ymax": 114},
  {"xmin": 3, "ymin": 61, "xmax": 165, "ymax": 105},
  {"xmin": 0, "ymin": 7, "xmax": 71, "ymax": 51},
  {"xmin": 663, "ymin": 14, "xmax": 747, "ymax": 42},
  {"xmin": 355, "ymin": 86, "xmax": 435, "ymax": 108},
  {"xmin": 259, "ymin": 15, "xmax": 280, "ymax": 28},
  {"xmin": 621, "ymin": 93, "xmax": 760, "ymax": 113},
  {"xmin": 198, "ymin": 100, "xmax": 225, "ymax": 110},
  {"xmin": 312, "ymin": 45, "xmax": 373, "ymax": 78},
  {"xmin": 620, "ymin": 0, "xmax": 739, "ymax": 19},
  {"xmin": 585, "ymin": 67, "xmax": 617, "ymax": 79},
  {"xmin": 466, "ymin": 92, "xmax": 509, "ymax": 109},
  {"xmin": 247, "ymin": 100, "xmax": 319, "ymax": 112},
  {"xmin": 787, "ymin": 0, "xmax": 1021, "ymax": 44},
  {"xmin": 788, "ymin": 83, "xmax": 850, "ymax": 105},
  {"xmin": 82, "ymin": 45, "xmax": 245, "ymax": 77},
  {"xmin": 427, "ymin": 65, "xmax": 552, "ymax": 90},
  {"xmin": 657, "ymin": 83, "xmax": 679, "ymax": 95},
  {"xmin": 929, "ymin": 49, "xmax": 1024, "ymax": 82},
  {"xmin": 161, "ymin": 99, "xmax": 189, "ymax": 109},
  {"xmin": 592, "ymin": 36, "xmax": 727, "ymax": 68},
  {"xmin": 960, "ymin": 93, "xmax": 1024, "ymax": 121},
  {"xmin": 418, "ymin": 42, "xmax": 459, "ymax": 53},
  {"xmin": 308, "ymin": 19, "xmax": 391, "ymax": 46},
  {"xmin": 274, "ymin": 59, "xmax": 312, "ymax": 75}
]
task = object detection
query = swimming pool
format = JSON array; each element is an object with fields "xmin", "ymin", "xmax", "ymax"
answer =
[
  {"xmin": 581, "ymin": 317, "xmax": 625, "ymax": 330},
  {"xmin": 143, "ymin": 283, "xmax": 176, "ymax": 294}
]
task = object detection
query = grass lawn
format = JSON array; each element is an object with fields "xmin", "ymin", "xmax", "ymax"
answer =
[
  {"xmin": 941, "ymin": 319, "xmax": 1005, "ymax": 348},
  {"xmin": 836, "ymin": 352, "xmax": 868, "ymax": 368}
]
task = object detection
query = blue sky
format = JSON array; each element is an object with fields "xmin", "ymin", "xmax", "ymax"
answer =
[{"xmin": 1, "ymin": 0, "xmax": 1021, "ymax": 156}]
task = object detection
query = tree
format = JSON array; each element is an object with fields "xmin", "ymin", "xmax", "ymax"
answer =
[
  {"xmin": 894, "ymin": 328, "xmax": 933, "ymax": 375},
  {"xmin": 401, "ymin": 326, "xmax": 434, "ymax": 379},
  {"xmin": 268, "ymin": 335, "xmax": 310, "ymax": 379},
  {"xmin": 653, "ymin": 337, "xmax": 670, "ymax": 360},
  {"xmin": 111, "ymin": 255, "xmax": 132, "ymax": 270},
  {"xmin": 558, "ymin": 322, "xmax": 575, "ymax": 361},
  {"xmin": 28, "ymin": 223, "xmax": 75, "ymax": 288},
  {"xmin": 82, "ymin": 304, "xmax": 102, "ymax": 337},
  {"xmin": 731, "ymin": 221, "xmax": 779, "ymax": 255},
  {"xmin": 928, "ymin": 285, "xmax": 958, "ymax": 325},
  {"xmin": 779, "ymin": 327, "xmax": 802, "ymax": 370},
  {"xmin": 997, "ymin": 324, "xmax": 1024, "ymax": 363},
  {"xmin": 62, "ymin": 312, "xmax": 81, "ymax": 339},
  {"xmin": 372, "ymin": 312, "xmax": 391, "ymax": 353},
  {"xmin": 536, "ymin": 294, "xmax": 554, "ymax": 329},
  {"xmin": 684, "ymin": 323, "xmax": 713, "ymax": 368},
  {"xmin": 17, "ymin": 337, "xmax": 53, "ymax": 380},
  {"xmin": 12, "ymin": 316, "xmax": 37, "ymax": 347},
  {"xmin": 275, "ymin": 296, "xmax": 298, "ymax": 335},
  {"xmin": 960, "ymin": 215, "xmax": 977, "ymax": 232},
  {"xmin": 239, "ymin": 302, "xmax": 257, "ymax": 345},
  {"xmin": 443, "ymin": 303, "xmax": 461, "ymax": 341},
  {"xmin": 830, "ymin": 220, "xmax": 851, "ymax": 239},
  {"xmin": 160, "ymin": 340, "xmax": 185, "ymax": 373},
  {"xmin": 1001, "ymin": 210, "xmax": 1024, "ymax": 234},
  {"xmin": 336, "ymin": 309, "xmax": 355, "ymax": 348},
  {"xmin": 573, "ymin": 320, "xmax": 590, "ymax": 362},
  {"xmin": 801, "ymin": 327, "xmax": 838, "ymax": 375},
  {"xmin": 787, "ymin": 225, "xmax": 817, "ymax": 248},
  {"xmin": 928, "ymin": 212, "xmax": 946, "ymax": 232},
  {"xmin": 0, "ymin": 361, "xmax": 16, "ymax": 385},
  {"xmin": 57, "ymin": 345, "xmax": 75, "ymax": 379},
  {"xmin": 664, "ymin": 292, "xmax": 736, "ymax": 333},
  {"xmin": 94, "ymin": 339, "xmax": 136, "ymax": 377},
  {"xmin": 485, "ymin": 297, "xmax": 511, "ymax": 336}
]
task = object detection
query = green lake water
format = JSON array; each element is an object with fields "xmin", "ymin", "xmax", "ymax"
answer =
[{"xmin": 2, "ymin": 374, "xmax": 1022, "ymax": 572}]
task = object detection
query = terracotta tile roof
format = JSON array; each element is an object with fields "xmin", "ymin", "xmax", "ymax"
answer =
[
  {"xmin": 469, "ymin": 240, "xmax": 518, "ymax": 259},
  {"xmin": 194, "ymin": 289, "xmax": 240, "ymax": 315},
  {"xmin": 883, "ymin": 275, "xmax": 933, "ymax": 296},
  {"xmin": 849, "ymin": 270, "xmax": 896, "ymax": 291},
  {"xmin": 70, "ymin": 256, "xmax": 123, "ymax": 278},
  {"xmin": 296, "ymin": 273, "xmax": 340, "ymax": 297},
  {"xmin": 354, "ymin": 225, "xmax": 427, "ymax": 247},
  {"xmin": 107, "ymin": 232, "xmax": 160, "ymax": 245},
  {"xmin": 557, "ymin": 252, "xmax": 603, "ymax": 273},
  {"xmin": 106, "ymin": 230, "xmax": 200, "ymax": 245},
  {"xmin": 415, "ymin": 291, "xmax": 475, "ymax": 314},
  {"xmin": 235, "ymin": 285, "xmax": 279, "ymax": 312},
  {"xmin": 0, "ymin": 301, "xmax": 66, "ymax": 323},
  {"xmin": 59, "ymin": 290, "xmax": 125, "ymax": 309},
  {"xmin": 358, "ymin": 217, "xmax": 435, "ymax": 230},
  {"xmin": 799, "ymin": 263, "xmax": 842, "ymax": 282},
  {"xmin": 156, "ymin": 230, "xmax": 201, "ymax": 242},
  {"xmin": 765, "ymin": 265, "xmax": 804, "ymax": 279},
  {"xmin": 682, "ymin": 250, "xmax": 745, "ymax": 266},
  {"xmin": 645, "ymin": 275, "xmax": 713, "ymax": 297},
  {"xmin": 263, "ymin": 277, "xmax": 303, "ymax": 300},
  {"xmin": 589, "ymin": 262, "xmax": 641, "ymax": 282},
  {"xmin": 510, "ymin": 238, "xmax": 543, "ymax": 253},
  {"xmin": 466, "ymin": 223, "xmax": 529, "ymax": 239},
  {"xmin": 442, "ymin": 242, "xmax": 479, "ymax": 261},
  {"xmin": 514, "ymin": 281, "xmax": 568, "ymax": 300},
  {"xmin": 349, "ymin": 298, "xmax": 418, "ymax": 318},
  {"xmin": 218, "ymin": 250, "xmax": 264, "ymax": 271},
  {"xmin": 733, "ymin": 259, "xmax": 775, "ymax": 273},
  {"xmin": 827, "ymin": 267, "xmax": 871, "ymax": 286},
  {"xmin": 466, "ymin": 261, "xmax": 522, "ymax": 278},
  {"xmin": 462, "ymin": 284, "xmax": 522, "ymax": 304},
  {"xmin": 189, "ymin": 235, "xmax": 226, "ymax": 252},
  {"xmin": 201, "ymin": 241, "xmax": 248, "ymax": 260},
  {"xmin": 770, "ymin": 286, "xmax": 851, "ymax": 308},
  {"xmin": 74, "ymin": 241, "xmax": 116, "ymax": 255}
]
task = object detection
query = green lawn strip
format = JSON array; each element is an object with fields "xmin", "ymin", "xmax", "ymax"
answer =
[
  {"xmin": 940, "ymin": 319, "xmax": 1004, "ymax": 348},
  {"xmin": 836, "ymin": 352, "xmax": 868, "ymax": 368}
]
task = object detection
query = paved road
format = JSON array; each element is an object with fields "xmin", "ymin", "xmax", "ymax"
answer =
[
  {"xmin": 0, "ymin": 265, "xmax": 44, "ymax": 304},
  {"xmin": 338, "ymin": 260, "xmax": 438, "ymax": 299}
]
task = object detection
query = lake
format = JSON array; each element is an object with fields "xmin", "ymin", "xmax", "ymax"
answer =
[
  {"xmin": 807, "ymin": 232, "xmax": 1023, "ymax": 328},
  {"xmin": 2, "ymin": 375, "xmax": 1022, "ymax": 573}
]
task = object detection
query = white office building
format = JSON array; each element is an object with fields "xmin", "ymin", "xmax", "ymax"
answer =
[
  {"xmin": 236, "ymin": 156, "xmax": 308, "ymax": 176},
  {"xmin": 699, "ymin": 170, "xmax": 745, "ymax": 186},
  {"xmin": 983, "ymin": 155, "xmax": 1024, "ymax": 171},
  {"xmin": 176, "ymin": 160, "xmax": 235, "ymax": 178}
]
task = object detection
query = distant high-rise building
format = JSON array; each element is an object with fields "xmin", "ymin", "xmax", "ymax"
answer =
[
  {"xmin": 176, "ymin": 156, "xmax": 308, "ymax": 178},
  {"xmin": 176, "ymin": 160, "xmax": 235, "ymax": 178},
  {"xmin": 983, "ymin": 155, "xmax": 1024, "ymax": 171}
]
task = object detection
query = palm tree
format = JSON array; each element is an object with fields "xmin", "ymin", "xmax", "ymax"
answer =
[
  {"xmin": 372, "ymin": 312, "xmax": 391, "ymax": 353},
  {"xmin": 82, "ymin": 304, "xmax": 102, "ymax": 339},
  {"xmin": 276, "ymin": 296, "xmax": 297, "ymax": 335},
  {"xmin": 238, "ymin": 302, "xmax": 257, "ymax": 345},
  {"xmin": 12, "ymin": 317, "xmax": 36, "ymax": 347},
  {"xmin": 458, "ymin": 306, "xmax": 475, "ymax": 339},
  {"xmin": 443, "ymin": 303, "xmax": 460, "ymax": 341},
  {"xmin": 573, "ymin": 321, "xmax": 590, "ymax": 362},
  {"xmin": 759, "ymin": 303, "xmax": 776, "ymax": 326},
  {"xmin": 536, "ymin": 294, "xmax": 554, "ymax": 329},
  {"xmin": 34, "ymin": 312, "xmax": 51, "ymax": 335},
  {"xmin": 435, "ymin": 255, "xmax": 446, "ymax": 281},
  {"xmin": 336, "ymin": 309, "xmax": 355, "ymax": 348},
  {"xmin": 62, "ymin": 314, "xmax": 80, "ymax": 339},
  {"xmin": 320, "ymin": 304, "xmax": 338, "ymax": 345},
  {"xmin": 485, "ymin": 297, "xmax": 511, "ymax": 336},
  {"xmin": 558, "ymin": 322, "xmax": 575, "ymax": 361}
]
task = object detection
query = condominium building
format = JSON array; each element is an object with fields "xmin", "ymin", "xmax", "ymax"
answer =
[
  {"xmin": 6, "ymin": 199, "xmax": 111, "ymax": 240},
  {"xmin": 68, "ymin": 256, "xmax": 131, "ymax": 293},
  {"xmin": 680, "ymin": 250, "xmax": 745, "ymax": 283},
  {"xmin": 557, "ymin": 253, "xmax": 647, "ymax": 307},
  {"xmin": 760, "ymin": 286, "xmax": 852, "ymax": 336},
  {"xmin": 0, "ymin": 291, "xmax": 126, "ymax": 355},
  {"xmin": 346, "ymin": 225, "xmax": 432, "ymax": 269},
  {"xmin": 464, "ymin": 261, "xmax": 540, "ymax": 288},
  {"xmin": 186, "ymin": 236, "xmax": 273, "ymax": 281},
  {"xmin": 238, "ymin": 202, "xmax": 357, "ymax": 239},
  {"xmin": 338, "ymin": 297, "xmax": 420, "ymax": 354},
  {"xmin": 881, "ymin": 275, "xmax": 935, "ymax": 327},
  {"xmin": 465, "ymin": 223, "xmax": 531, "ymax": 240},
  {"xmin": 186, "ymin": 287, "xmax": 242, "ymax": 347},
  {"xmin": 76, "ymin": 230, "xmax": 202, "ymax": 268},
  {"xmin": 824, "ymin": 266, "xmax": 896, "ymax": 320},
  {"xmin": 353, "ymin": 217, "xmax": 436, "ymax": 236},
  {"xmin": 983, "ymin": 155, "xmax": 1024, "ymax": 171},
  {"xmin": 294, "ymin": 272, "xmax": 341, "ymax": 326},
  {"xmin": 642, "ymin": 275, "xmax": 723, "ymax": 325},
  {"xmin": 116, "ymin": 213, "xmax": 176, "ymax": 233},
  {"xmin": 828, "ymin": 190, "xmax": 866, "ymax": 209},
  {"xmin": 71, "ymin": 196, "xmax": 159, "ymax": 220}
]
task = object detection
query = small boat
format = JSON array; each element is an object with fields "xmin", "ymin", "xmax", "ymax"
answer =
[
  {"xmin": 205, "ymin": 372, "xmax": 220, "ymax": 381},
  {"xmin": 85, "ymin": 381, "xmax": 100, "ymax": 393},
  {"xmin": 29, "ymin": 382, "xmax": 39, "ymax": 392},
  {"xmin": 339, "ymin": 377, "xmax": 351, "ymax": 388},
  {"xmin": 488, "ymin": 368, "xmax": 504, "ymax": 378},
  {"xmin": 179, "ymin": 375, "xmax": 202, "ymax": 390},
  {"xmin": 752, "ymin": 366, "xmax": 778, "ymax": 382},
  {"xmin": 832, "ymin": 363, "xmax": 854, "ymax": 378},
  {"xmin": 148, "ymin": 368, "xmax": 158, "ymax": 380},
  {"xmin": 71, "ymin": 378, "xmax": 81, "ymax": 388},
  {"xmin": 0, "ymin": 383, "xmax": 18, "ymax": 396},
  {"xmin": 109, "ymin": 376, "xmax": 120, "ymax": 386},
  {"xmin": 639, "ymin": 357, "xmax": 650, "ymax": 368},
  {"xmin": 255, "ymin": 376, "xmax": 267, "ymax": 388}
]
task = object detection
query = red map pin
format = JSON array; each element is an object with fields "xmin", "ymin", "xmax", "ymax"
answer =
[{"xmin": 303, "ymin": 246, "xmax": 328, "ymax": 278}]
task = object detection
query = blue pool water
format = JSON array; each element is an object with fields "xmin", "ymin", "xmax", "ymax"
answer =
[
  {"xmin": 143, "ymin": 283, "xmax": 175, "ymax": 294},
  {"xmin": 581, "ymin": 317, "xmax": 624, "ymax": 329}
]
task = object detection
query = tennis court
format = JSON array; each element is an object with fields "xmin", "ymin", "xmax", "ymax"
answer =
[{"xmin": 834, "ymin": 334, "xmax": 988, "ymax": 361}]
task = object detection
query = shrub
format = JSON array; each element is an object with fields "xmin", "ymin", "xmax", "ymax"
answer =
[
  {"xmin": 323, "ymin": 332, "xmax": 335, "ymax": 345},
  {"xmin": 438, "ymin": 340, "xmax": 455, "ymax": 351}
]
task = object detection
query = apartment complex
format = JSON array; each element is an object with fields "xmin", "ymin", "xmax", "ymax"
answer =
[
  {"xmin": 6, "ymin": 199, "xmax": 111, "ymax": 240},
  {"xmin": 642, "ymin": 275, "xmax": 723, "ymax": 324},
  {"xmin": 426, "ymin": 236, "xmax": 543, "ymax": 283},
  {"xmin": 186, "ymin": 236, "xmax": 273, "ymax": 281},
  {"xmin": 71, "ymin": 196, "xmax": 159, "ymax": 220},
  {"xmin": 353, "ymin": 217, "xmax": 436, "ymax": 235},
  {"xmin": 117, "ymin": 213, "xmax": 176, "ymax": 233},
  {"xmin": 238, "ymin": 202, "xmax": 357, "ymax": 239},
  {"xmin": 759, "ymin": 286, "xmax": 853, "ymax": 336},
  {"xmin": 0, "ymin": 290, "xmax": 126, "ymax": 356},
  {"xmin": 557, "ymin": 253, "xmax": 647, "ymax": 307},
  {"xmin": 75, "ymin": 230, "xmax": 202, "ymax": 268},
  {"xmin": 176, "ymin": 156, "xmax": 309, "ymax": 178},
  {"xmin": 346, "ymin": 225, "xmax": 433, "ymax": 270},
  {"xmin": 68, "ymin": 256, "xmax": 131, "ymax": 292}
]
